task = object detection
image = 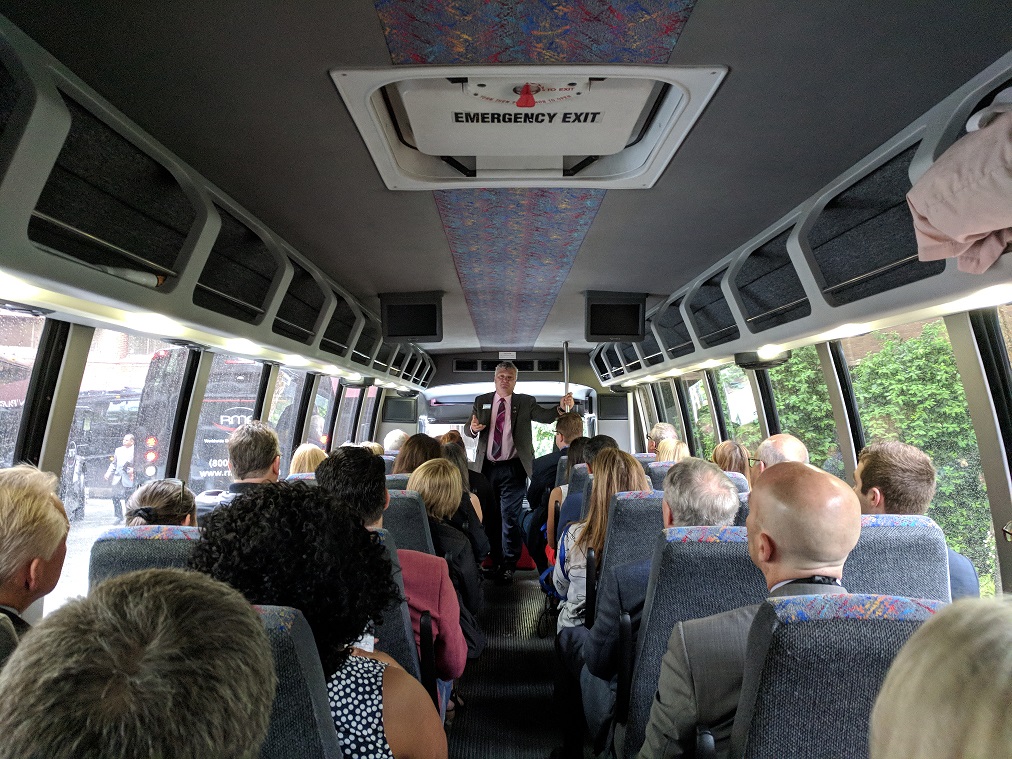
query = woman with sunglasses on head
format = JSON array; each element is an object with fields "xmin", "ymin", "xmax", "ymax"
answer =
[{"xmin": 125, "ymin": 479, "xmax": 197, "ymax": 527}]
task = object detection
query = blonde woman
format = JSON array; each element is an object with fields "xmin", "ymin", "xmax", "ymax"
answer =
[
  {"xmin": 870, "ymin": 597, "xmax": 1012, "ymax": 759},
  {"xmin": 408, "ymin": 460, "xmax": 484, "ymax": 619},
  {"xmin": 711, "ymin": 440, "xmax": 750, "ymax": 484},
  {"xmin": 655, "ymin": 437, "xmax": 689, "ymax": 463},
  {"xmin": 125, "ymin": 479, "xmax": 197, "ymax": 527},
  {"xmin": 288, "ymin": 443, "xmax": 326, "ymax": 478},
  {"xmin": 553, "ymin": 449, "xmax": 650, "ymax": 630}
]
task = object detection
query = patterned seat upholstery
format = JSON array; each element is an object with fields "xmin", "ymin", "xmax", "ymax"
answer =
[
  {"xmin": 633, "ymin": 452, "xmax": 656, "ymax": 477},
  {"xmin": 381, "ymin": 455, "xmax": 396, "ymax": 475},
  {"xmin": 88, "ymin": 526, "xmax": 200, "ymax": 590},
  {"xmin": 569, "ymin": 464, "xmax": 593, "ymax": 518},
  {"xmin": 372, "ymin": 529, "xmax": 422, "ymax": 679},
  {"xmin": 385, "ymin": 473, "xmax": 410, "ymax": 490},
  {"xmin": 256, "ymin": 605, "xmax": 344, "ymax": 759},
  {"xmin": 386, "ymin": 490, "xmax": 435, "ymax": 554},
  {"xmin": 647, "ymin": 461, "xmax": 673, "ymax": 491},
  {"xmin": 723, "ymin": 470, "xmax": 750, "ymax": 526},
  {"xmin": 843, "ymin": 515, "xmax": 951, "ymax": 602},
  {"xmin": 730, "ymin": 594, "xmax": 943, "ymax": 759},
  {"xmin": 620, "ymin": 527, "xmax": 767, "ymax": 759},
  {"xmin": 555, "ymin": 455, "xmax": 569, "ymax": 487},
  {"xmin": 600, "ymin": 491, "xmax": 664, "ymax": 574}
]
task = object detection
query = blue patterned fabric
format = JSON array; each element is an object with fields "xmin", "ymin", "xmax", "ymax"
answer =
[
  {"xmin": 373, "ymin": 0, "xmax": 699, "ymax": 347},
  {"xmin": 665, "ymin": 525, "xmax": 747, "ymax": 543},
  {"xmin": 648, "ymin": 461, "xmax": 673, "ymax": 490},
  {"xmin": 95, "ymin": 525, "xmax": 199, "ymax": 541},
  {"xmin": 771, "ymin": 593, "xmax": 943, "ymax": 623}
]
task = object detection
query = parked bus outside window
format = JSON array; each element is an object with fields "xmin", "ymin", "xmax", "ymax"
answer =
[{"xmin": 50, "ymin": 328, "xmax": 188, "ymax": 614}]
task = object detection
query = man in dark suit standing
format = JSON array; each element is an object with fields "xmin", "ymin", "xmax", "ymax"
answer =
[
  {"xmin": 853, "ymin": 440, "xmax": 979, "ymax": 599},
  {"xmin": 638, "ymin": 463, "xmax": 861, "ymax": 758},
  {"xmin": 467, "ymin": 361, "xmax": 572, "ymax": 583},
  {"xmin": 523, "ymin": 411, "xmax": 584, "ymax": 573}
]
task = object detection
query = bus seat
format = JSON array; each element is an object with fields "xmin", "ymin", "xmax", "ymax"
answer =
[
  {"xmin": 618, "ymin": 527, "xmax": 767, "ymax": 759},
  {"xmin": 386, "ymin": 490, "xmax": 435, "ymax": 554},
  {"xmin": 601, "ymin": 491, "xmax": 665, "ymax": 574},
  {"xmin": 729, "ymin": 594, "xmax": 943, "ymax": 759},
  {"xmin": 588, "ymin": 491, "xmax": 664, "ymax": 628},
  {"xmin": 88, "ymin": 526, "xmax": 199, "ymax": 590},
  {"xmin": 843, "ymin": 515, "xmax": 952, "ymax": 602},
  {"xmin": 647, "ymin": 462, "xmax": 672, "ymax": 491},
  {"xmin": 570, "ymin": 464, "xmax": 591, "ymax": 507},
  {"xmin": 255, "ymin": 605, "xmax": 344, "ymax": 759},
  {"xmin": 555, "ymin": 455, "xmax": 568, "ymax": 487},
  {"xmin": 386, "ymin": 473, "xmax": 410, "ymax": 490},
  {"xmin": 633, "ymin": 453, "xmax": 656, "ymax": 477},
  {"xmin": 723, "ymin": 471, "xmax": 750, "ymax": 526},
  {"xmin": 372, "ymin": 529, "xmax": 423, "ymax": 680},
  {"xmin": 382, "ymin": 455, "xmax": 396, "ymax": 475}
]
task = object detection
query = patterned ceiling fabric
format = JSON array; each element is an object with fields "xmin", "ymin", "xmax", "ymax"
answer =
[{"xmin": 374, "ymin": 0, "xmax": 698, "ymax": 348}]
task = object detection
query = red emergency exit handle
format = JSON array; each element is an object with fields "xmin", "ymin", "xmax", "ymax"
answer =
[{"xmin": 516, "ymin": 83, "xmax": 536, "ymax": 108}]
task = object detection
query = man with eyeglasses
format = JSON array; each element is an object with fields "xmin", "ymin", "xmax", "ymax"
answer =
[
  {"xmin": 748, "ymin": 433, "xmax": 810, "ymax": 477},
  {"xmin": 646, "ymin": 423, "xmax": 678, "ymax": 454},
  {"xmin": 853, "ymin": 440, "xmax": 979, "ymax": 600}
]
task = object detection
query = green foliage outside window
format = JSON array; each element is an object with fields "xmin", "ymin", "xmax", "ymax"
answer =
[{"xmin": 845, "ymin": 320, "xmax": 995, "ymax": 596}]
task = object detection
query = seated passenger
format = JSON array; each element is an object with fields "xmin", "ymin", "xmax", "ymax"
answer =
[
  {"xmin": 125, "ymin": 478, "xmax": 197, "ymax": 526},
  {"xmin": 441, "ymin": 442, "xmax": 486, "ymax": 524},
  {"xmin": 853, "ymin": 440, "xmax": 979, "ymax": 599},
  {"xmin": 0, "ymin": 568, "xmax": 276, "ymax": 759},
  {"xmin": 0, "ymin": 465, "xmax": 68, "ymax": 668},
  {"xmin": 409, "ymin": 460, "xmax": 485, "ymax": 623},
  {"xmin": 557, "ymin": 434, "xmax": 620, "ymax": 535},
  {"xmin": 385, "ymin": 428, "xmax": 410, "ymax": 454},
  {"xmin": 870, "ymin": 597, "xmax": 1012, "ymax": 759},
  {"xmin": 189, "ymin": 482, "xmax": 446, "ymax": 759},
  {"xmin": 748, "ymin": 432, "xmax": 809, "ymax": 478},
  {"xmin": 554, "ymin": 448, "xmax": 650, "ymax": 631},
  {"xmin": 317, "ymin": 447, "xmax": 468, "ymax": 680},
  {"xmin": 197, "ymin": 420, "xmax": 280, "ymax": 522},
  {"xmin": 712, "ymin": 440, "xmax": 750, "ymax": 485},
  {"xmin": 577, "ymin": 459, "xmax": 740, "ymax": 688},
  {"xmin": 361, "ymin": 440, "xmax": 385, "ymax": 456},
  {"xmin": 647, "ymin": 423, "xmax": 678, "ymax": 454},
  {"xmin": 393, "ymin": 433, "xmax": 442, "ymax": 475},
  {"xmin": 655, "ymin": 438, "xmax": 689, "ymax": 463},
  {"xmin": 523, "ymin": 413, "xmax": 584, "ymax": 575},
  {"xmin": 287, "ymin": 441, "xmax": 326, "ymax": 479},
  {"xmin": 546, "ymin": 437, "xmax": 589, "ymax": 550},
  {"xmin": 639, "ymin": 462, "xmax": 861, "ymax": 759}
]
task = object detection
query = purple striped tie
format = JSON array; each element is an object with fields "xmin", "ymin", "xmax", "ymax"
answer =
[{"xmin": 491, "ymin": 398, "xmax": 506, "ymax": 460}]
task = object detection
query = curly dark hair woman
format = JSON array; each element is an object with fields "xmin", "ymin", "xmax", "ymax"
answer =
[
  {"xmin": 188, "ymin": 482, "xmax": 446, "ymax": 759},
  {"xmin": 391, "ymin": 433, "xmax": 441, "ymax": 475}
]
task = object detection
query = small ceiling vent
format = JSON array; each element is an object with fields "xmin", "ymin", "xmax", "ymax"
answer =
[{"xmin": 331, "ymin": 65, "xmax": 725, "ymax": 190}]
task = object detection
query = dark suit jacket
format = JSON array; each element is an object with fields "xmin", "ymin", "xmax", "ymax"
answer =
[
  {"xmin": 0, "ymin": 607, "xmax": 29, "ymax": 670},
  {"xmin": 948, "ymin": 546, "xmax": 979, "ymax": 599},
  {"xmin": 585, "ymin": 560, "xmax": 650, "ymax": 681},
  {"xmin": 527, "ymin": 446, "xmax": 567, "ymax": 514},
  {"xmin": 638, "ymin": 582, "xmax": 848, "ymax": 759},
  {"xmin": 466, "ymin": 392, "xmax": 562, "ymax": 477}
]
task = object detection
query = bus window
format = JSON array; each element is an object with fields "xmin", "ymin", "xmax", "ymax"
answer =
[
  {"xmin": 332, "ymin": 385, "xmax": 362, "ymax": 447},
  {"xmin": 840, "ymin": 318, "xmax": 997, "ymax": 596},
  {"xmin": 652, "ymin": 380, "xmax": 686, "ymax": 443},
  {"xmin": 766, "ymin": 345, "xmax": 843, "ymax": 477},
  {"xmin": 682, "ymin": 374, "xmax": 716, "ymax": 459},
  {"xmin": 267, "ymin": 369, "xmax": 308, "ymax": 477},
  {"xmin": 50, "ymin": 328, "xmax": 188, "ymax": 614},
  {"xmin": 305, "ymin": 375, "xmax": 340, "ymax": 450},
  {"xmin": 635, "ymin": 386, "xmax": 659, "ymax": 437},
  {"xmin": 188, "ymin": 353, "xmax": 263, "ymax": 494},
  {"xmin": 0, "ymin": 306, "xmax": 45, "ymax": 467},
  {"xmin": 714, "ymin": 365, "xmax": 762, "ymax": 452},
  {"xmin": 356, "ymin": 384, "xmax": 380, "ymax": 444}
]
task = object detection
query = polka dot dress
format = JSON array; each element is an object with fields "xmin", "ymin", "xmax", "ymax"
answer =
[{"xmin": 327, "ymin": 655, "xmax": 393, "ymax": 759}]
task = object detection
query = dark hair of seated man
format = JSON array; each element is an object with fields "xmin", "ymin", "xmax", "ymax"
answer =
[
  {"xmin": 0, "ymin": 568, "xmax": 276, "ymax": 759},
  {"xmin": 317, "ymin": 445, "xmax": 387, "ymax": 526}
]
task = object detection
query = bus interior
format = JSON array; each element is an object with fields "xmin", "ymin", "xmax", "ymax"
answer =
[{"xmin": 0, "ymin": 3, "xmax": 1010, "ymax": 758}]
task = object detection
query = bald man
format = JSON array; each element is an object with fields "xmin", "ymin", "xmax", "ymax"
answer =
[
  {"xmin": 749, "ymin": 433, "xmax": 809, "ymax": 478},
  {"xmin": 638, "ymin": 462, "xmax": 861, "ymax": 759}
]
